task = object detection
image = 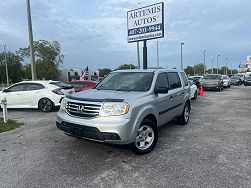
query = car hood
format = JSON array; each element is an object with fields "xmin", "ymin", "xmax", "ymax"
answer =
[{"xmin": 67, "ymin": 89, "xmax": 149, "ymax": 102}]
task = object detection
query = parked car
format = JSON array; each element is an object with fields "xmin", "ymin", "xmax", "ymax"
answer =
[
  {"xmin": 69, "ymin": 80, "xmax": 97, "ymax": 92},
  {"xmin": 234, "ymin": 74, "xmax": 245, "ymax": 84},
  {"xmin": 57, "ymin": 69, "xmax": 191, "ymax": 155},
  {"xmin": 188, "ymin": 76, "xmax": 203, "ymax": 91},
  {"xmin": 201, "ymin": 74, "xmax": 223, "ymax": 91},
  {"xmin": 0, "ymin": 80, "xmax": 74, "ymax": 112},
  {"xmin": 230, "ymin": 76, "xmax": 242, "ymax": 85},
  {"xmin": 222, "ymin": 75, "xmax": 231, "ymax": 88},
  {"xmin": 244, "ymin": 76, "xmax": 251, "ymax": 86},
  {"xmin": 189, "ymin": 80, "xmax": 198, "ymax": 100}
]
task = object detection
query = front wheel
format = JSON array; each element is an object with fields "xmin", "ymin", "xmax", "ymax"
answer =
[
  {"xmin": 132, "ymin": 119, "xmax": 158, "ymax": 155},
  {"xmin": 38, "ymin": 98, "xmax": 54, "ymax": 112},
  {"xmin": 177, "ymin": 102, "xmax": 190, "ymax": 125}
]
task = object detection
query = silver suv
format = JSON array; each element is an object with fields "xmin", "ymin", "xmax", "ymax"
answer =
[{"xmin": 56, "ymin": 69, "xmax": 191, "ymax": 154}]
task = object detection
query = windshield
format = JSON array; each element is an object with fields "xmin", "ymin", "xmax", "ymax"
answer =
[
  {"xmin": 203, "ymin": 75, "xmax": 220, "ymax": 79},
  {"xmin": 94, "ymin": 72, "xmax": 154, "ymax": 92},
  {"xmin": 222, "ymin": 76, "xmax": 228, "ymax": 79}
]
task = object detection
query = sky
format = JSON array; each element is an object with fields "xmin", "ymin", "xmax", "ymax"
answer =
[{"xmin": 0, "ymin": 0, "xmax": 251, "ymax": 71}]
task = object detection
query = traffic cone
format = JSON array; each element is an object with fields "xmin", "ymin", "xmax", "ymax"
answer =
[{"xmin": 199, "ymin": 85, "xmax": 204, "ymax": 96}]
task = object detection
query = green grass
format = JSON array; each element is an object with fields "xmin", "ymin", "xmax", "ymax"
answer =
[{"xmin": 0, "ymin": 118, "xmax": 24, "ymax": 133}]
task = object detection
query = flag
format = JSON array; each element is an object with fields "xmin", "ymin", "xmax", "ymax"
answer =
[{"xmin": 80, "ymin": 66, "xmax": 89, "ymax": 80}]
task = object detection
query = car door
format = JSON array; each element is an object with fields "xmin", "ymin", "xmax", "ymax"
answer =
[
  {"xmin": 0, "ymin": 83, "xmax": 25, "ymax": 107},
  {"xmin": 166, "ymin": 72, "xmax": 184, "ymax": 116},
  {"xmin": 153, "ymin": 73, "xmax": 175, "ymax": 126},
  {"xmin": 20, "ymin": 83, "xmax": 45, "ymax": 107}
]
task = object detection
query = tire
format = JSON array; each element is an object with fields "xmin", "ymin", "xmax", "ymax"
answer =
[
  {"xmin": 132, "ymin": 119, "xmax": 158, "ymax": 155},
  {"xmin": 193, "ymin": 90, "xmax": 198, "ymax": 100},
  {"xmin": 177, "ymin": 102, "xmax": 190, "ymax": 125},
  {"xmin": 38, "ymin": 98, "xmax": 54, "ymax": 112}
]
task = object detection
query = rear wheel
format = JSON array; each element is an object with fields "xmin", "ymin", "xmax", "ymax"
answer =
[
  {"xmin": 193, "ymin": 90, "xmax": 198, "ymax": 100},
  {"xmin": 177, "ymin": 102, "xmax": 190, "ymax": 125},
  {"xmin": 38, "ymin": 98, "xmax": 54, "ymax": 112},
  {"xmin": 132, "ymin": 119, "xmax": 158, "ymax": 155}
]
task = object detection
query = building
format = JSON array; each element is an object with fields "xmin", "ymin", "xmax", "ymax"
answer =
[{"xmin": 58, "ymin": 69, "xmax": 98, "ymax": 83}]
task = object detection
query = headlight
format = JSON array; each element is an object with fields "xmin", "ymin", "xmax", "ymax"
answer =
[
  {"xmin": 100, "ymin": 102, "xmax": 129, "ymax": 117},
  {"xmin": 60, "ymin": 97, "xmax": 67, "ymax": 111}
]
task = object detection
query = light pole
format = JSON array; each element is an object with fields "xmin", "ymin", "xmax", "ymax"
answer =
[
  {"xmin": 225, "ymin": 57, "xmax": 228, "ymax": 75},
  {"xmin": 3, "ymin": 44, "xmax": 9, "ymax": 86},
  {"xmin": 230, "ymin": 61, "xmax": 233, "ymax": 75},
  {"xmin": 203, "ymin": 50, "xmax": 207, "ymax": 75},
  {"xmin": 26, "ymin": 0, "xmax": 36, "ymax": 80},
  {"xmin": 211, "ymin": 56, "xmax": 214, "ymax": 74},
  {"xmin": 217, "ymin": 54, "xmax": 220, "ymax": 74},
  {"xmin": 181, "ymin": 43, "xmax": 184, "ymax": 70}
]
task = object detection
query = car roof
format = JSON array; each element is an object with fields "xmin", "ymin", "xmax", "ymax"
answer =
[
  {"xmin": 20, "ymin": 80, "xmax": 60, "ymax": 84},
  {"xmin": 113, "ymin": 68, "xmax": 184, "ymax": 74}
]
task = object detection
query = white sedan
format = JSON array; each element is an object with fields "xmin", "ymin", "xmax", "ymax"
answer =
[
  {"xmin": 189, "ymin": 80, "xmax": 198, "ymax": 100},
  {"xmin": 0, "ymin": 80, "xmax": 74, "ymax": 112},
  {"xmin": 222, "ymin": 75, "xmax": 231, "ymax": 87}
]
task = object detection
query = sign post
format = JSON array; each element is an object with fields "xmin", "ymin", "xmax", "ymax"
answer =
[{"xmin": 127, "ymin": 2, "xmax": 164, "ymax": 69}]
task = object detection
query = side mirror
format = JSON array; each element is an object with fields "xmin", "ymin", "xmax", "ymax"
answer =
[
  {"xmin": 155, "ymin": 87, "xmax": 169, "ymax": 94},
  {"xmin": 3, "ymin": 89, "xmax": 9, "ymax": 92}
]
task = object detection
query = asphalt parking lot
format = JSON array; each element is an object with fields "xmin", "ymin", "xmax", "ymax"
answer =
[{"xmin": 0, "ymin": 86, "xmax": 250, "ymax": 188}]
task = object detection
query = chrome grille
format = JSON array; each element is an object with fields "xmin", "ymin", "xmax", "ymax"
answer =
[{"xmin": 66, "ymin": 101, "xmax": 101, "ymax": 118}]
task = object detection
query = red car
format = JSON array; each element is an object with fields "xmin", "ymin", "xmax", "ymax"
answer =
[{"xmin": 69, "ymin": 80, "xmax": 97, "ymax": 92}]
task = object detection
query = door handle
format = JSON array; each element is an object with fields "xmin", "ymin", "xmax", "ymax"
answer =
[{"xmin": 169, "ymin": 96, "xmax": 173, "ymax": 100}]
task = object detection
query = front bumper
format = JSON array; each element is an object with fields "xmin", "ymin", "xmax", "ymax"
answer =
[
  {"xmin": 202, "ymin": 83, "xmax": 220, "ymax": 90},
  {"xmin": 56, "ymin": 109, "xmax": 136, "ymax": 144}
]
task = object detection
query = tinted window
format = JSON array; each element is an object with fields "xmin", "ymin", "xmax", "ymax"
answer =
[
  {"xmin": 26, "ymin": 83, "xmax": 45, "ymax": 91},
  {"xmin": 180, "ymin": 72, "xmax": 189, "ymax": 86},
  {"xmin": 50, "ymin": 82, "xmax": 73, "ymax": 89},
  {"xmin": 8, "ymin": 84, "xmax": 26, "ymax": 92},
  {"xmin": 70, "ymin": 82, "xmax": 89, "ymax": 87},
  {"xmin": 155, "ymin": 73, "xmax": 168, "ymax": 89},
  {"xmin": 167, "ymin": 72, "xmax": 182, "ymax": 90}
]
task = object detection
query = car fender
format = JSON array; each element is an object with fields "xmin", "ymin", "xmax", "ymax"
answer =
[{"xmin": 129, "ymin": 104, "xmax": 159, "ymax": 142}]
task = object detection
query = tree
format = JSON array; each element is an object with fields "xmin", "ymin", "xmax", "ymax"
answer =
[
  {"xmin": 0, "ymin": 52, "xmax": 23, "ymax": 84},
  {"xmin": 18, "ymin": 40, "xmax": 64, "ymax": 80},
  {"xmin": 193, "ymin": 63, "xmax": 206, "ymax": 75},
  {"xmin": 98, "ymin": 68, "xmax": 111, "ymax": 77},
  {"xmin": 184, "ymin": 66, "xmax": 194, "ymax": 76},
  {"xmin": 117, "ymin": 64, "xmax": 136, "ymax": 70}
]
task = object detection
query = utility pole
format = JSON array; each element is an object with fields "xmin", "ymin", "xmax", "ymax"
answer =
[
  {"xmin": 181, "ymin": 43, "xmax": 184, "ymax": 70},
  {"xmin": 3, "ymin": 44, "xmax": 9, "ymax": 86},
  {"xmin": 225, "ymin": 57, "xmax": 228, "ymax": 75},
  {"xmin": 230, "ymin": 61, "xmax": 233, "ymax": 75},
  {"xmin": 203, "ymin": 50, "xmax": 207, "ymax": 75},
  {"xmin": 26, "ymin": 0, "xmax": 36, "ymax": 80}
]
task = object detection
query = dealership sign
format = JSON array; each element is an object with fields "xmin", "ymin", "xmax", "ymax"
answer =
[{"xmin": 127, "ymin": 2, "xmax": 164, "ymax": 43}]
